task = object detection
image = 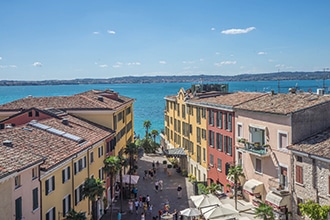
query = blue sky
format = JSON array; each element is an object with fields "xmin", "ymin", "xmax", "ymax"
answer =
[{"xmin": 1, "ymin": 1, "xmax": 330, "ymax": 80}]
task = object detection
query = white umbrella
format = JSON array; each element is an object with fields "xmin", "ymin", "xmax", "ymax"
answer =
[
  {"xmin": 116, "ymin": 175, "xmax": 140, "ymax": 184},
  {"xmin": 190, "ymin": 194, "xmax": 221, "ymax": 209},
  {"xmin": 180, "ymin": 208, "xmax": 200, "ymax": 217},
  {"xmin": 200, "ymin": 203, "xmax": 238, "ymax": 220}
]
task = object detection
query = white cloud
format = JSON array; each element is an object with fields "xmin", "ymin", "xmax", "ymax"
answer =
[
  {"xmin": 93, "ymin": 32, "xmax": 100, "ymax": 35},
  {"xmin": 0, "ymin": 57, "xmax": 2, "ymax": 60},
  {"xmin": 214, "ymin": 61, "xmax": 237, "ymax": 66},
  {"xmin": 107, "ymin": 30, "xmax": 116, "ymax": 35},
  {"xmin": 99, "ymin": 64, "xmax": 108, "ymax": 68},
  {"xmin": 199, "ymin": 58, "xmax": 204, "ymax": 62},
  {"xmin": 159, "ymin": 61, "xmax": 166, "ymax": 64},
  {"xmin": 9, "ymin": 65, "xmax": 17, "ymax": 68},
  {"xmin": 215, "ymin": 52, "xmax": 220, "ymax": 55},
  {"xmin": 221, "ymin": 27, "xmax": 256, "ymax": 35},
  {"xmin": 127, "ymin": 62, "xmax": 141, "ymax": 66},
  {"xmin": 112, "ymin": 65, "xmax": 121, "ymax": 68},
  {"xmin": 211, "ymin": 27, "xmax": 215, "ymax": 31},
  {"xmin": 268, "ymin": 59, "xmax": 275, "ymax": 62},
  {"xmin": 182, "ymin": 60, "xmax": 195, "ymax": 64},
  {"xmin": 258, "ymin": 51, "xmax": 267, "ymax": 55},
  {"xmin": 33, "ymin": 62, "xmax": 42, "ymax": 67}
]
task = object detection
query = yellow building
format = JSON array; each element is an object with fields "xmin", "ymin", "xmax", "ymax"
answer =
[{"xmin": 163, "ymin": 88, "xmax": 208, "ymax": 181}]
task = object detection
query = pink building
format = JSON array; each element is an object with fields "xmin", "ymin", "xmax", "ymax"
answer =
[
  {"xmin": 0, "ymin": 144, "xmax": 44, "ymax": 220},
  {"xmin": 234, "ymin": 92, "xmax": 330, "ymax": 219}
]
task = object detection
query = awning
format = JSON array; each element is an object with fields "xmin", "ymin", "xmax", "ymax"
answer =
[
  {"xmin": 243, "ymin": 179, "xmax": 263, "ymax": 195},
  {"xmin": 265, "ymin": 191, "xmax": 290, "ymax": 209},
  {"xmin": 165, "ymin": 148, "xmax": 187, "ymax": 157},
  {"xmin": 116, "ymin": 175, "xmax": 140, "ymax": 184}
]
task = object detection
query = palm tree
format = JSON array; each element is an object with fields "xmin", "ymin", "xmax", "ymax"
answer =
[
  {"xmin": 150, "ymin": 129, "xmax": 159, "ymax": 143},
  {"xmin": 124, "ymin": 143, "xmax": 139, "ymax": 193},
  {"xmin": 227, "ymin": 165, "xmax": 245, "ymax": 210},
  {"xmin": 82, "ymin": 178, "xmax": 105, "ymax": 220},
  {"xmin": 206, "ymin": 183, "xmax": 221, "ymax": 194},
  {"xmin": 103, "ymin": 156, "xmax": 122, "ymax": 220},
  {"xmin": 254, "ymin": 202, "xmax": 275, "ymax": 220},
  {"xmin": 143, "ymin": 120, "xmax": 152, "ymax": 138},
  {"xmin": 65, "ymin": 209, "xmax": 87, "ymax": 220}
]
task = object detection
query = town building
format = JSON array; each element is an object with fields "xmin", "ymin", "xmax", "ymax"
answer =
[
  {"xmin": 288, "ymin": 128, "xmax": 330, "ymax": 220},
  {"xmin": 234, "ymin": 92, "xmax": 330, "ymax": 219}
]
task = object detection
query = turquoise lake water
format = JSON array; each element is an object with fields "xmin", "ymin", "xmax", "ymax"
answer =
[{"xmin": 0, "ymin": 80, "xmax": 329, "ymax": 138}]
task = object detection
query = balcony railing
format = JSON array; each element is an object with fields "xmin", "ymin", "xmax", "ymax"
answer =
[{"xmin": 244, "ymin": 142, "xmax": 269, "ymax": 156}]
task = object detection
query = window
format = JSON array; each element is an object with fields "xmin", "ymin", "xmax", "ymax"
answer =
[
  {"xmin": 202, "ymin": 129, "xmax": 206, "ymax": 140},
  {"xmin": 278, "ymin": 132, "xmax": 288, "ymax": 149},
  {"xmin": 62, "ymin": 195, "xmax": 71, "ymax": 217},
  {"xmin": 196, "ymin": 108, "xmax": 201, "ymax": 124},
  {"xmin": 208, "ymin": 110, "xmax": 214, "ymax": 126},
  {"xmin": 32, "ymin": 188, "xmax": 39, "ymax": 210},
  {"xmin": 216, "ymin": 112, "xmax": 222, "ymax": 128},
  {"xmin": 28, "ymin": 111, "xmax": 33, "ymax": 117},
  {"xmin": 75, "ymin": 184, "xmax": 84, "ymax": 205},
  {"xmin": 46, "ymin": 207, "xmax": 56, "ymax": 220},
  {"xmin": 197, "ymin": 146, "xmax": 201, "ymax": 164},
  {"xmin": 255, "ymin": 158, "xmax": 262, "ymax": 173},
  {"xmin": 237, "ymin": 123, "xmax": 243, "ymax": 137},
  {"xmin": 296, "ymin": 165, "xmax": 303, "ymax": 184},
  {"xmin": 62, "ymin": 166, "xmax": 71, "ymax": 183},
  {"xmin": 177, "ymin": 104, "xmax": 180, "ymax": 117},
  {"xmin": 74, "ymin": 156, "xmax": 87, "ymax": 175},
  {"xmin": 216, "ymin": 133, "xmax": 223, "ymax": 151},
  {"xmin": 227, "ymin": 114, "xmax": 232, "ymax": 131},
  {"xmin": 210, "ymin": 154, "xmax": 214, "ymax": 166},
  {"xmin": 90, "ymin": 152, "xmax": 94, "ymax": 164},
  {"xmin": 126, "ymin": 107, "xmax": 131, "ymax": 115},
  {"xmin": 98, "ymin": 146, "xmax": 104, "ymax": 158},
  {"xmin": 296, "ymin": 156, "xmax": 303, "ymax": 162},
  {"xmin": 182, "ymin": 105, "xmax": 185, "ymax": 118},
  {"xmin": 45, "ymin": 176, "xmax": 55, "ymax": 195},
  {"xmin": 15, "ymin": 175, "xmax": 21, "ymax": 189},
  {"xmin": 197, "ymin": 127, "xmax": 201, "ymax": 144},
  {"xmin": 217, "ymin": 158, "xmax": 222, "ymax": 171},
  {"xmin": 209, "ymin": 131, "xmax": 214, "ymax": 147},
  {"xmin": 202, "ymin": 108, "xmax": 206, "ymax": 118},
  {"xmin": 35, "ymin": 111, "xmax": 39, "ymax": 117},
  {"xmin": 15, "ymin": 197, "xmax": 22, "ymax": 220},
  {"xmin": 203, "ymin": 148, "xmax": 206, "ymax": 162},
  {"xmin": 238, "ymin": 152, "xmax": 243, "ymax": 166},
  {"xmin": 99, "ymin": 168, "xmax": 104, "ymax": 180},
  {"xmin": 32, "ymin": 167, "xmax": 38, "ymax": 180},
  {"xmin": 225, "ymin": 137, "xmax": 232, "ymax": 156},
  {"xmin": 297, "ymin": 198, "xmax": 303, "ymax": 216}
]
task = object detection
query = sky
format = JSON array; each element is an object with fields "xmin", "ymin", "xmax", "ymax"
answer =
[{"xmin": 1, "ymin": 1, "xmax": 330, "ymax": 80}]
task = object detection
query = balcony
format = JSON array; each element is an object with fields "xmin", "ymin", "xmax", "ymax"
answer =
[
  {"xmin": 268, "ymin": 177, "xmax": 289, "ymax": 195},
  {"xmin": 243, "ymin": 142, "xmax": 270, "ymax": 157}
]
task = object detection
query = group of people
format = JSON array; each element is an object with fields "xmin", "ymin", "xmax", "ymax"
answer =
[
  {"xmin": 154, "ymin": 179, "xmax": 163, "ymax": 192},
  {"xmin": 128, "ymin": 194, "xmax": 153, "ymax": 220}
]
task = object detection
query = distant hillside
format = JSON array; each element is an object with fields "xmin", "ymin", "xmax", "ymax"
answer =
[{"xmin": 0, "ymin": 71, "xmax": 329, "ymax": 86}]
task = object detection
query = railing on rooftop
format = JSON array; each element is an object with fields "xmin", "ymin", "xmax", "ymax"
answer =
[{"xmin": 238, "ymin": 139, "xmax": 270, "ymax": 157}]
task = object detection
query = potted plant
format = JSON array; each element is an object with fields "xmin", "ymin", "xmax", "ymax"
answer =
[{"xmin": 163, "ymin": 160, "xmax": 168, "ymax": 172}]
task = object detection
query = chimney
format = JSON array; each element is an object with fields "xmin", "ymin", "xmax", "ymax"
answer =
[
  {"xmin": 97, "ymin": 96, "xmax": 104, "ymax": 102},
  {"xmin": 3, "ymin": 140, "xmax": 13, "ymax": 147},
  {"xmin": 62, "ymin": 118, "xmax": 69, "ymax": 125}
]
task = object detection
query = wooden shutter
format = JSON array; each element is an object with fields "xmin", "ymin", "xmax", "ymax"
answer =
[
  {"xmin": 45, "ymin": 179, "xmax": 49, "ymax": 195},
  {"xmin": 52, "ymin": 176, "xmax": 55, "ymax": 191},
  {"xmin": 296, "ymin": 165, "xmax": 303, "ymax": 184},
  {"xmin": 62, "ymin": 169, "xmax": 65, "ymax": 183},
  {"xmin": 67, "ymin": 167, "xmax": 70, "ymax": 180}
]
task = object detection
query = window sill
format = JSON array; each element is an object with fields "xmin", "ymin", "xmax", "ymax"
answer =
[
  {"xmin": 217, "ymin": 168, "xmax": 222, "ymax": 172},
  {"xmin": 14, "ymin": 185, "xmax": 21, "ymax": 190},
  {"xmin": 295, "ymin": 182, "xmax": 305, "ymax": 187},
  {"xmin": 32, "ymin": 207, "xmax": 39, "ymax": 213},
  {"xmin": 254, "ymin": 171, "xmax": 263, "ymax": 175}
]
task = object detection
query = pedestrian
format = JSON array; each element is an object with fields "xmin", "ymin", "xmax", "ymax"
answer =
[
  {"xmin": 144, "ymin": 170, "xmax": 148, "ymax": 179},
  {"xmin": 118, "ymin": 211, "xmax": 122, "ymax": 220},
  {"xmin": 148, "ymin": 204, "xmax": 153, "ymax": 215},
  {"xmin": 173, "ymin": 209, "xmax": 178, "ymax": 220},
  {"xmin": 143, "ymin": 202, "xmax": 148, "ymax": 214},
  {"xmin": 146, "ymin": 195, "xmax": 150, "ymax": 207},
  {"xmin": 150, "ymin": 170, "xmax": 154, "ymax": 181},
  {"xmin": 141, "ymin": 212, "xmax": 145, "ymax": 220},
  {"xmin": 177, "ymin": 185, "xmax": 182, "ymax": 199},
  {"xmin": 152, "ymin": 161, "xmax": 155, "ymax": 168},
  {"xmin": 158, "ymin": 179, "xmax": 163, "ymax": 191},
  {"xmin": 158, "ymin": 209, "xmax": 163, "ymax": 219},
  {"xmin": 134, "ymin": 199, "xmax": 139, "ymax": 214},
  {"xmin": 132, "ymin": 186, "xmax": 138, "ymax": 198},
  {"xmin": 139, "ymin": 195, "xmax": 143, "ymax": 207},
  {"xmin": 128, "ymin": 199, "xmax": 133, "ymax": 214},
  {"xmin": 154, "ymin": 180, "xmax": 159, "ymax": 192},
  {"xmin": 156, "ymin": 161, "xmax": 159, "ymax": 169}
]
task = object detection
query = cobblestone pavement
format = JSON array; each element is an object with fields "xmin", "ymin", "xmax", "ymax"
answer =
[{"xmin": 101, "ymin": 152, "xmax": 194, "ymax": 220}]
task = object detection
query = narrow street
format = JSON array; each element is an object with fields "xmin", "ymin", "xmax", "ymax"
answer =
[{"xmin": 101, "ymin": 152, "xmax": 194, "ymax": 220}]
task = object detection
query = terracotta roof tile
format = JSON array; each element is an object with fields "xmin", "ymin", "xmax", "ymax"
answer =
[
  {"xmin": 235, "ymin": 93, "xmax": 330, "ymax": 114},
  {"xmin": 288, "ymin": 128, "xmax": 330, "ymax": 159},
  {"xmin": 0, "ymin": 89, "xmax": 134, "ymax": 111},
  {"xmin": 188, "ymin": 92, "xmax": 266, "ymax": 107},
  {"xmin": 0, "ymin": 114, "xmax": 114, "ymax": 171}
]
